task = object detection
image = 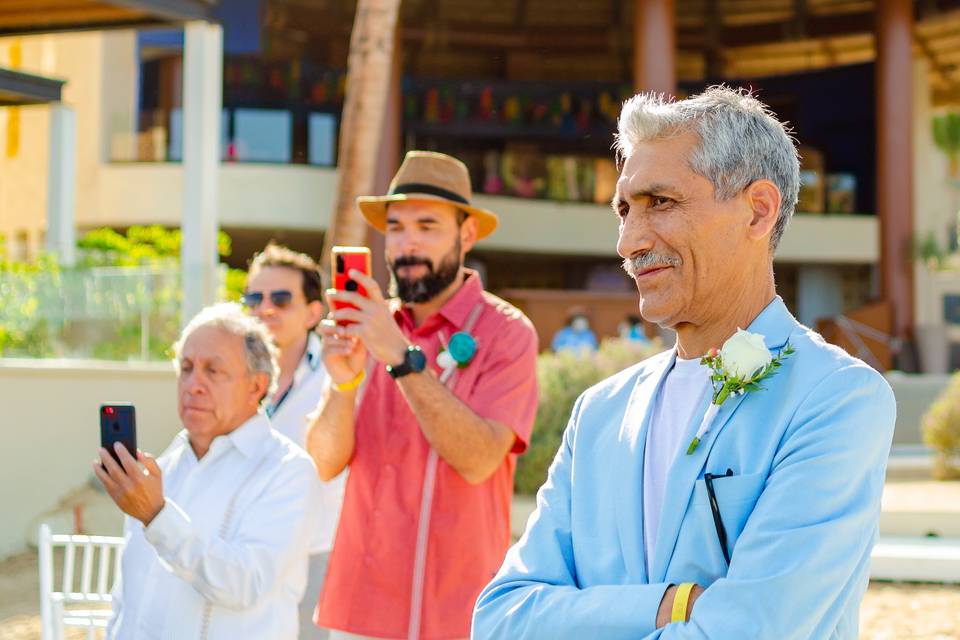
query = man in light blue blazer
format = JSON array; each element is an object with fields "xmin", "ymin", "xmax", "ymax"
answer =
[{"xmin": 472, "ymin": 87, "xmax": 896, "ymax": 639}]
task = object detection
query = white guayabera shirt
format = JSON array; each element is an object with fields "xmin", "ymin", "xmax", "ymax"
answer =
[{"xmin": 106, "ymin": 413, "xmax": 322, "ymax": 640}]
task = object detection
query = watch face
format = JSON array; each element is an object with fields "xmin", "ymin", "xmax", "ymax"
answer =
[{"xmin": 408, "ymin": 346, "xmax": 428, "ymax": 372}]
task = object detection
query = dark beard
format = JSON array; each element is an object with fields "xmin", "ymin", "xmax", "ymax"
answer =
[{"xmin": 388, "ymin": 240, "xmax": 462, "ymax": 304}]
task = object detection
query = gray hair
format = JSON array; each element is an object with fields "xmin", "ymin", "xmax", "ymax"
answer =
[
  {"xmin": 172, "ymin": 302, "xmax": 279, "ymax": 407},
  {"xmin": 614, "ymin": 85, "xmax": 800, "ymax": 251}
]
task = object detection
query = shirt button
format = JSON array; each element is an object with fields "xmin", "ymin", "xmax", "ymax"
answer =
[
  {"xmin": 384, "ymin": 465, "xmax": 395, "ymax": 474},
  {"xmin": 364, "ymin": 554, "xmax": 374, "ymax": 566}
]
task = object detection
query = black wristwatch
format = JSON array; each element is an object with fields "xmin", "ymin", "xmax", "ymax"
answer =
[{"xmin": 386, "ymin": 345, "xmax": 427, "ymax": 379}]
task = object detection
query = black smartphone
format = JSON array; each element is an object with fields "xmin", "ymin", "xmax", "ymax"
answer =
[{"xmin": 100, "ymin": 403, "xmax": 137, "ymax": 471}]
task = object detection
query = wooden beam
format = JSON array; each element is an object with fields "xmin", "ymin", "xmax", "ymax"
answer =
[
  {"xmin": 789, "ymin": 0, "xmax": 808, "ymax": 39},
  {"xmin": 915, "ymin": 31, "xmax": 955, "ymax": 89},
  {"xmin": 0, "ymin": 6, "xmax": 143, "ymax": 27},
  {"xmin": 105, "ymin": 0, "xmax": 212, "ymax": 22}
]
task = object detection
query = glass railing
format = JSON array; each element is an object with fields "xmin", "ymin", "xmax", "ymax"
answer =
[{"xmin": 0, "ymin": 265, "xmax": 198, "ymax": 361}]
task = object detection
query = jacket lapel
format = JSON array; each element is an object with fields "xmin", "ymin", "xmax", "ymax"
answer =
[
  {"xmin": 615, "ymin": 349, "xmax": 675, "ymax": 583},
  {"xmin": 648, "ymin": 296, "xmax": 799, "ymax": 582}
]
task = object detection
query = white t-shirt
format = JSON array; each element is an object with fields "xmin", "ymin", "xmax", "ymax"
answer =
[{"xmin": 643, "ymin": 355, "xmax": 712, "ymax": 572}]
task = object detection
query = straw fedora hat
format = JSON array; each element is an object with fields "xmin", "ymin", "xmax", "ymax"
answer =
[{"xmin": 357, "ymin": 151, "xmax": 499, "ymax": 240}]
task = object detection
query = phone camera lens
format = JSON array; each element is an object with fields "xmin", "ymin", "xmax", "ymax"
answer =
[
  {"xmin": 112, "ymin": 422, "xmax": 121, "ymax": 433},
  {"xmin": 345, "ymin": 279, "xmax": 358, "ymax": 292},
  {"xmin": 336, "ymin": 255, "xmax": 345, "ymax": 274}
]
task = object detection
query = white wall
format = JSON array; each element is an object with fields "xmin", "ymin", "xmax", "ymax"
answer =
[
  {"xmin": 913, "ymin": 57, "xmax": 958, "ymax": 330},
  {"xmin": 90, "ymin": 162, "xmax": 339, "ymax": 231},
  {"xmin": 0, "ymin": 360, "xmax": 179, "ymax": 559}
]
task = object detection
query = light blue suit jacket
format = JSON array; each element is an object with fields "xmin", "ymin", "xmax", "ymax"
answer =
[{"xmin": 473, "ymin": 297, "xmax": 896, "ymax": 639}]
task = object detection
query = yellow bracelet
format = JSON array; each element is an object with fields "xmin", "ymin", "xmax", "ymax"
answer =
[
  {"xmin": 333, "ymin": 369, "xmax": 366, "ymax": 392},
  {"xmin": 671, "ymin": 582, "xmax": 695, "ymax": 624}
]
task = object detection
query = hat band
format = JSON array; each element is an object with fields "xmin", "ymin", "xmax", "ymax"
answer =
[{"xmin": 390, "ymin": 182, "xmax": 470, "ymax": 206}]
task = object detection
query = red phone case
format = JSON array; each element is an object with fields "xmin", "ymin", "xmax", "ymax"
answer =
[{"xmin": 332, "ymin": 248, "xmax": 371, "ymax": 326}]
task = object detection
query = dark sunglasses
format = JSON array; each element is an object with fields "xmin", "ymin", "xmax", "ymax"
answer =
[{"xmin": 242, "ymin": 289, "xmax": 294, "ymax": 309}]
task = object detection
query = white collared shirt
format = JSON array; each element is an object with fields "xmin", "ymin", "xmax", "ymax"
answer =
[
  {"xmin": 266, "ymin": 331, "xmax": 346, "ymax": 553},
  {"xmin": 106, "ymin": 413, "xmax": 321, "ymax": 640}
]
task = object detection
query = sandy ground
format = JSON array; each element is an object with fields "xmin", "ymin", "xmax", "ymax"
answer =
[{"xmin": 1, "ymin": 549, "xmax": 958, "ymax": 640}]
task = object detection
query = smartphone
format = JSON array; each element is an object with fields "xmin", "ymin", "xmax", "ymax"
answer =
[
  {"xmin": 100, "ymin": 403, "xmax": 137, "ymax": 471},
  {"xmin": 331, "ymin": 246, "xmax": 372, "ymax": 326}
]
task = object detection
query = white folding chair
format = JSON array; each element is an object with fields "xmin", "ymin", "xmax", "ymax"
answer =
[{"xmin": 38, "ymin": 523, "xmax": 125, "ymax": 640}]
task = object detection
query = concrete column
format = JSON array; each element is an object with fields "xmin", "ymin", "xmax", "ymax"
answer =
[
  {"xmin": 180, "ymin": 21, "xmax": 223, "ymax": 325},
  {"xmin": 46, "ymin": 103, "xmax": 76, "ymax": 266},
  {"xmin": 633, "ymin": 0, "xmax": 676, "ymax": 96},
  {"xmin": 796, "ymin": 265, "xmax": 844, "ymax": 328},
  {"xmin": 876, "ymin": 0, "xmax": 915, "ymax": 347}
]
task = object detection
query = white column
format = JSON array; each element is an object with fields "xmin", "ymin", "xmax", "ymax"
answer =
[
  {"xmin": 46, "ymin": 103, "xmax": 76, "ymax": 266},
  {"xmin": 180, "ymin": 21, "xmax": 223, "ymax": 325}
]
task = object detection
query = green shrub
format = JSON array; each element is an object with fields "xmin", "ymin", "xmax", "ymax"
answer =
[
  {"xmin": 515, "ymin": 338, "xmax": 664, "ymax": 494},
  {"xmin": 0, "ymin": 253, "xmax": 60, "ymax": 357},
  {"xmin": 922, "ymin": 370, "xmax": 960, "ymax": 480}
]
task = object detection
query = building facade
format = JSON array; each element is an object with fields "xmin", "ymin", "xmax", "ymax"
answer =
[{"xmin": 1, "ymin": 0, "xmax": 958, "ymax": 367}]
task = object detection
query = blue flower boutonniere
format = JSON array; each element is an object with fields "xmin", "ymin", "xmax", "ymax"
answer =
[{"xmin": 436, "ymin": 331, "xmax": 479, "ymax": 372}]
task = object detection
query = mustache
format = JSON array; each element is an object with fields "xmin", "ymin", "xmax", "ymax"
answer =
[
  {"xmin": 390, "ymin": 255, "xmax": 434, "ymax": 274},
  {"xmin": 390, "ymin": 256, "xmax": 434, "ymax": 276},
  {"xmin": 622, "ymin": 252, "xmax": 682, "ymax": 278}
]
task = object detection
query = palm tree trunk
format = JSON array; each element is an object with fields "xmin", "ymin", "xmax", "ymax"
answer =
[{"xmin": 321, "ymin": 0, "xmax": 402, "ymax": 272}]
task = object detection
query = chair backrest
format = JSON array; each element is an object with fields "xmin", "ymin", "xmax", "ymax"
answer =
[{"xmin": 38, "ymin": 524, "xmax": 126, "ymax": 640}]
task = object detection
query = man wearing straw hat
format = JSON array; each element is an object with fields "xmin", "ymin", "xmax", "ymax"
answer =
[{"xmin": 305, "ymin": 151, "xmax": 540, "ymax": 640}]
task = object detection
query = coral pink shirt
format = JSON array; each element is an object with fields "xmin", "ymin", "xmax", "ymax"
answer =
[{"xmin": 317, "ymin": 273, "xmax": 539, "ymax": 639}]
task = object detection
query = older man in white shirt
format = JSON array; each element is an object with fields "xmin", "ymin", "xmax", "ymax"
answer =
[{"xmin": 94, "ymin": 303, "xmax": 321, "ymax": 640}]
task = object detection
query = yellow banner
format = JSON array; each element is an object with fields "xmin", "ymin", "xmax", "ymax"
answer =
[{"xmin": 6, "ymin": 40, "xmax": 22, "ymax": 158}]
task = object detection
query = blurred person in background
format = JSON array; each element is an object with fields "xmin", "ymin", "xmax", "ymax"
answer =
[
  {"xmin": 96, "ymin": 303, "xmax": 320, "ymax": 640},
  {"xmin": 551, "ymin": 305, "xmax": 599, "ymax": 353},
  {"xmin": 619, "ymin": 313, "xmax": 651, "ymax": 345},
  {"xmin": 244, "ymin": 243, "xmax": 344, "ymax": 640},
  {"xmin": 306, "ymin": 151, "xmax": 539, "ymax": 640}
]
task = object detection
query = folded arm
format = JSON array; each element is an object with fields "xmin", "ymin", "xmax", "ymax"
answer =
[
  {"xmin": 474, "ymin": 365, "xmax": 895, "ymax": 640},
  {"xmin": 473, "ymin": 395, "xmax": 672, "ymax": 638},
  {"xmin": 645, "ymin": 365, "xmax": 895, "ymax": 639}
]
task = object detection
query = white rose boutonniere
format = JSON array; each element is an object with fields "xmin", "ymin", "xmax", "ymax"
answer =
[
  {"xmin": 719, "ymin": 329, "xmax": 772, "ymax": 380},
  {"xmin": 686, "ymin": 330, "xmax": 795, "ymax": 455}
]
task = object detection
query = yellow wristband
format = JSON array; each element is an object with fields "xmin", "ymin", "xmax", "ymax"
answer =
[
  {"xmin": 333, "ymin": 369, "xmax": 365, "ymax": 393},
  {"xmin": 671, "ymin": 582, "xmax": 695, "ymax": 624}
]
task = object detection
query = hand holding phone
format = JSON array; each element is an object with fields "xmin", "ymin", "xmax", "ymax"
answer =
[
  {"xmin": 331, "ymin": 246, "xmax": 372, "ymax": 326},
  {"xmin": 100, "ymin": 403, "xmax": 137, "ymax": 470},
  {"xmin": 95, "ymin": 403, "xmax": 165, "ymax": 525}
]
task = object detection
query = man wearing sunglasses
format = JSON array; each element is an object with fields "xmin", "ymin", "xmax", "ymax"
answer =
[{"xmin": 244, "ymin": 243, "xmax": 343, "ymax": 640}]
